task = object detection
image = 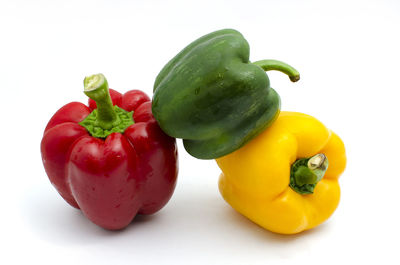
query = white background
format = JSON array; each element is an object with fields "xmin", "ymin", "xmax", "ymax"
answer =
[{"xmin": 1, "ymin": 0, "xmax": 399, "ymax": 264}]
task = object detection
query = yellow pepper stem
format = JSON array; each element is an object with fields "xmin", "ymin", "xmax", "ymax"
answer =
[{"xmin": 289, "ymin": 154, "xmax": 329, "ymax": 194}]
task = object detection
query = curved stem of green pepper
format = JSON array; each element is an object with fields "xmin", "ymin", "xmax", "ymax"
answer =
[
  {"xmin": 289, "ymin": 153, "xmax": 329, "ymax": 194},
  {"xmin": 83, "ymin": 73, "xmax": 117, "ymax": 130},
  {"xmin": 253, "ymin": 59, "xmax": 300, "ymax": 82}
]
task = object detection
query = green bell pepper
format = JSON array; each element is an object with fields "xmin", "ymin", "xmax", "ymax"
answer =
[{"xmin": 152, "ymin": 29, "xmax": 300, "ymax": 159}]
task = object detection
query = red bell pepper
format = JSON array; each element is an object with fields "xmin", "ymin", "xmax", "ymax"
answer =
[{"xmin": 40, "ymin": 74, "xmax": 178, "ymax": 230}]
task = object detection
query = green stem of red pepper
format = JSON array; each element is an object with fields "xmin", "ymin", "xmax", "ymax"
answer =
[
  {"xmin": 289, "ymin": 153, "xmax": 329, "ymax": 194},
  {"xmin": 79, "ymin": 74, "xmax": 134, "ymax": 138},
  {"xmin": 83, "ymin": 74, "xmax": 118, "ymax": 129},
  {"xmin": 253, "ymin": 60, "xmax": 300, "ymax": 82}
]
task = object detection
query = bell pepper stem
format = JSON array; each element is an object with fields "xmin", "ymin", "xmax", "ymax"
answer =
[
  {"xmin": 289, "ymin": 153, "xmax": 329, "ymax": 194},
  {"xmin": 253, "ymin": 59, "xmax": 300, "ymax": 82},
  {"xmin": 83, "ymin": 74, "xmax": 118, "ymax": 130}
]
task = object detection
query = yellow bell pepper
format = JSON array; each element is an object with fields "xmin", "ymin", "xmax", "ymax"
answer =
[{"xmin": 216, "ymin": 111, "xmax": 346, "ymax": 234}]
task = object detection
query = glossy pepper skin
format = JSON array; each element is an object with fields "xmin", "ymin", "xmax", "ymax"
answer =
[
  {"xmin": 216, "ymin": 112, "xmax": 346, "ymax": 234},
  {"xmin": 41, "ymin": 75, "xmax": 178, "ymax": 230},
  {"xmin": 152, "ymin": 29, "xmax": 299, "ymax": 159}
]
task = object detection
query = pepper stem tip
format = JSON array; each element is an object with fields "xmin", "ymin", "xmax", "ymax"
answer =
[
  {"xmin": 289, "ymin": 75, "xmax": 300, "ymax": 82},
  {"xmin": 84, "ymin": 73, "xmax": 108, "ymax": 92},
  {"xmin": 308, "ymin": 154, "xmax": 327, "ymax": 170}
]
